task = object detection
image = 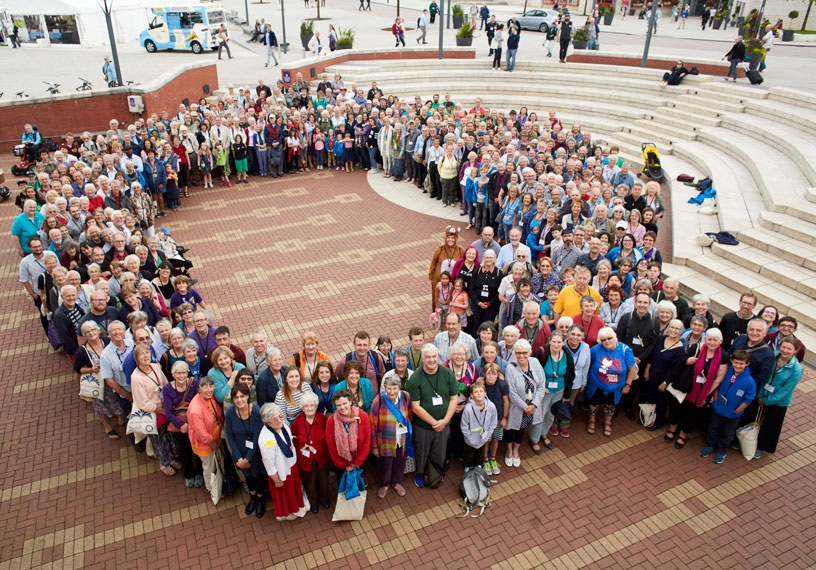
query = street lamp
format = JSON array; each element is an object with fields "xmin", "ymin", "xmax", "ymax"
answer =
[
  {"xmin": 641, "ymin": 2, "xmax": 659, "ymax": 67},
  {"xmin": 99, "ymin": 0, "xmax": 123, "ymax": 86},
  {"xmin": 280, "ymin": 0, "xmax": 288, "ymax": 53}
]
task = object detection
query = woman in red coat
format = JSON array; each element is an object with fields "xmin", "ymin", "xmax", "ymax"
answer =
[
  {"xmin": 290, "ymin": 392, "xmax": 331, "ymax": 514},
  {"xmin": 326, "ymin": 389, "xmax": 371, "ymax": 477}
]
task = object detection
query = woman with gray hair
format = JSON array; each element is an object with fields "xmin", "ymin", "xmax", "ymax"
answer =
[
  {"xmin": 257, "ymin": 346, "xmax": 287, "ymax": 407},
  {"xmin": 74, "ymin": 320, "xmax": 123, "ymax": 439},
  {"xmin": 180, "ymin": 338, "xmax": 211, "ymax": 380},
  {"xmin": 504, "ymin": 338, "xmax": 545, "ymax": 466},
  {"xmin": 160, "ymin": 327, "xmax": 187, "ymax": 378},
  {"xmin": 291, "ymin": 392, "xmax": 331, "ymax": 513},
  {"xmin": 163, "ymin": 360, "xmax": 203, "ymax": 488},
  {"xmin": 370, "ymin": 374, "xmax": 412, "ymax": 498},
  {"xmin": 586, "ymin": 327, "xmax": 638, "ymax": 437},
  {"xmin": 259, "ymin": 403, "xmax": 308, "ymax": 520},
  {"xmin": 644, "ymin": 319, "xmax": 686, "ymax": 433}
]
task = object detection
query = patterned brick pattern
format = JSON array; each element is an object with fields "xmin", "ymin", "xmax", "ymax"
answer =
[{"xmin": 1, "ymin": 166, "xmax": 814, "ymax": 570}]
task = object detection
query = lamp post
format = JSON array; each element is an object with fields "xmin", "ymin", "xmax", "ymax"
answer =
[
  {"xmin": 244, "ymin": 0, "xmax": 249, "ymax": 26},
  {"xmin": 280, "ymin": 0, "xmax": 288, "ymax": 53},
  {"xmin": 438, "ymin": 0, "xmax": 445, "ymax": 58},
  {"xmin": 100, "ymin": 0, "xmax": 123, "ymax": 87},
  {"xmin": 641, "ymin": 1, "xmax": 659, "ymax": 67}
]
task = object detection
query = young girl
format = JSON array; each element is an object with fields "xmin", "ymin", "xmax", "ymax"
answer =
[
  {"xmin": 164, "ymin": 163, "xmax": 180, "ymax": 212},
  {"xmin": 333, "ymin": 133, "xmax": 345, "ymax": 171},
  {"xmin": 286, "ymin": 129, "xmax": 301, "ymax": 173},
  {"xmin": 169, "ymin": 275, "xmax": 207, "ymax": 311},
  {"xmin": 232, "ymin": 134, "xmax": 249, "ymax": 184},
  {"xmin": 435, "ymin": 271, "xmax": 453, "ymax": 331},
  {"xmin": 479, "ymin": 364, "xmax": 508, "ymax": 476},
  {"xmin": 449, "ymin": 277, "xmax": 470, "ymax": 329},
  {"xmin": 215, "ymin": 142, "xmax": 231, "ymax": 187},
  {"xmin": 198, "ymin": 142, "xmax": 213, "ymax": 188},
  {"xmin": 313, "ymin": 127, "xmax": 325, "ymax": 170},
  {"xmin": 375, "ymin": 335, "xmax": 395, "ymax": 373},
  {"xmin": 539, "ymin": 285, "xmax": 560, "ymax": 330},
  {"xmin": 343, "ymin": 132, "xmax": 354, "ymax": 172},
  {"xmin": 326, "ymin": 129, "xmax": 336, "ymax": 169}
]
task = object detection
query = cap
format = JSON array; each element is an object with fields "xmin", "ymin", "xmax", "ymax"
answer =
[
  {"xmin": 562, "ymin": 224, "xmax": 574, "ymax": 234},
  {"xmin": 159, "ymin": 227, "xmax": 172, "ymax": 236},
  {"xmin": 17, "ymin": 179, "xmax": 28, "ymax": 186},
  {"xmin": 616, "ymin": 221, "xmax": 627, "ymax": 230}
]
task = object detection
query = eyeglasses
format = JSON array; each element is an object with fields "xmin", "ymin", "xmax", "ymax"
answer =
[{"xmin": 599, "ymin": 337, "xmax": 614, "ymax": 342}]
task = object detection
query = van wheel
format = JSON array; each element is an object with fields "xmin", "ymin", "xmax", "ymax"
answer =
[
  {"xmin": 191, "ymin": 41, "xmax": 203, "ymax": 54},
  {"xmin": 145, "ymin": 40, "xmax": 157, "ymax": 53}
]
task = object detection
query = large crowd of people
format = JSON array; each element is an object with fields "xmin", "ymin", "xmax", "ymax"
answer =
[{"xmin": 10, "ymin": 76, "xmax": 808, "ymax": 522}]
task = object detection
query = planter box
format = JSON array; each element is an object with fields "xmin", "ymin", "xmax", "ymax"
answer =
[
  {"xmin": 603, "ymin": 13, "xmax": 614, "ymax": 25},
  {"xmin": 748, "ymin": 51, "xmax": 763, "ymax": 70},
  {"xmin": 453, "ymin": 15, "xmax": 464, "ymax": 28},
  {"xmin": 336, "ymin": 43, "xmax": 352, "ymax": 50},
  {"xmin": 712, "ymin": 18, "xmax": 723, "ymax": 29},
  {"xmin": 629, "ymin": 7, "xmax": 636, "ymax": 15},
  {"xmin": 456, "ymin": 37, "xmax": 473, "ymax": 46},
  {"xmin": 782, "ymin": 29, "xmax": 795, "ymax": 41},
  {"xmin": 300, "ymin": 34, "xmax": 313, "ymax": 49},
  {"xmin": 573, "ymin": 40, "xmax": 588, "ymax": 49}
]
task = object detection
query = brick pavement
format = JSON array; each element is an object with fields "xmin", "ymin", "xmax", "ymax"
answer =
[{"xmin": 1, "ymin": 163, "xmax": 815, "ymax": 570}]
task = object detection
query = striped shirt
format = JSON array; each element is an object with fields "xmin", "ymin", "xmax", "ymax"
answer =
[{"xmin": 275, "ymin": 384, "xmax": 314, "ymax": 424}]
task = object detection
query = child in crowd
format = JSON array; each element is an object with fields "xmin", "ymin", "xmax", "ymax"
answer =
[
  {"xmin": 268, "ymin": 141, "xmax": 283, "ymax": 178},
  {"xmin": 449, "ymin": 277, "xmax": 470, "ymax": 329},
  {"xmin": 343, "ymin": 133, "xmax": 355, "ymax": 172},
  {"xmin": 435, "ymin": 271, "xmax": 453, "ymax": 331},
  {"xmin": 527, "ymin": 221, "xmax": 543, "ymax": 259},
  {"xmin": 198, "ymin": 142, "xmax": 213, "ymax": 188},
  {"xmin": 326, "ymin": 129, "xmax": 336, "ymax": 169},
  {"xmin": 460, "ymin": 382, "xmax": 498, "ymax": 468},
  {"xmin": 479, "ymin": 363, "xmax": 508, "ymax": 475},
  {"xmin": 333, "ymin": 133, "xmax": 345, "ymax": 171},
  {"xmin": 548, "ymin": 226, "xmax": 563, "ymax": 254},
  {"xmin": 314, "ymin": 128, "xmax": 326, "ymax": 170},
  {"xmin": 647, "ymin": 261, "xmax": 663, "ymax": 291},
  {"xmin": 539, "ymin": 285, "xmax": 561, "ymax": 330},
  {"xmin": 214, "ymin": 143, "xmax": 231, "ymax": 187},
  {"xmin": 700, "ymin": 350, "xmax": 756, "ymax": 465},
  {"xmin": 165, "ymin": 163, "xmax": 180, "ymax": 212},
  {"xmin": 170, "ymin": 275, "xmax": 207, "ymax": 311},
  {"xmin": 375, "ymin": 335, "xmax": 395, "ymax": 373}
]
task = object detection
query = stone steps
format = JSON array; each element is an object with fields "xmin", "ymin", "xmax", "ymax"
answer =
[
  {"xmin": 768, "ymin": 86, "xmax": 816, "ymax": 113},
  {"xmin": 712, "ymin": 241, "xmax": 816, "ymax": 300},
  {"xmin": 743, "ymin": 98, "xmax": 816, "ymax": 133},
  {"xmin": 781, "ymin": 201, "xmax": 816, "ymax": 226},
  {"xmin": 676, "ymin": 92, "xmax": 745, "ymax": 114},
  {"xmin": 758, "ymin": 210, "xmax": 816, "ymax": 247},
  {"xmin": 669, "ymin": 100, "xmax": 726, "ymax": 119},
  {"xmin": 807, "ymin": 187, "xmax": 816, "ymax": 204},
  {"xmin": 661, "ymin": 106, "xmax": 722, "ymax": 127},
  {"xmin": 737, "ymin": 227, "xmax": 816, "ymax": 272}
]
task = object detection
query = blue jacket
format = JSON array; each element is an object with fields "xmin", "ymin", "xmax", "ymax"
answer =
[
  {"xmin": 332, "ymin": 378, "xmax": 374, "ymax": 412},
  {"xmin": 758, "ymin": 353, "xmax": 803, "ymax": 407},
  {"xmin": 465, "ymin": 176, "xmax": 479, "ymax": 204},
  {"xmin": 729, "ymin": 336, "xmax": 775, "ymax": 388},
  {"xmin": 712, "ymin": 366, "xmax": 756, "ymax": 419},
  {"xmin": 142, "ymin": 158, "xmax": 167, "ymax": 194},
  {"xmin": 526, "ymin": 221, "xmax": 543, "ymax": 256}
]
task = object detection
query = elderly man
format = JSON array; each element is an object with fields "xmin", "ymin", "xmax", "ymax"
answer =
[
  {"xmin": 718, "ymin": 292, "xmax": 757, "ymax": 350},
  {"xmin": 53, "ymin": 284, "xmax": 83, "ymax": 360},
  {"xmin": 496, "ymin": 227, "xmax": 531, "ymax": 270},
  {"xmin": 515, "ymin": 300, "xmax": 551, "ymax": 352},
  {"xmin": 188, "ymin": 311, "xmax": 218, "ymax": 356},
  {"xmin": 18, "ymin": 237, "xmax": 49, "ymax": 334},
  {"xmin": 731, "ymin": 318, "xmax": 775, "ymax": 429},
  {"xmin": 246, "ymin": 328, "xmax": 275, "ymax": 379},
  {"xmin": 616, "ymin": 292, "xmax": 660, "ymax": 420},
  {"xmin": 651, "ymin": 278, "xmax": 690, "ymax": 323},
  {"xmin": 406, "ymin": 344, "xmax": 459, "ymax": 488},
  {"xmin": 434, "ymin": 313, "xmax": 478, "ymax": 362},
  {"xmin": 334, "ymin": 331, "xmax": 386, "ymax": 393},
  {"xmin": 554, "ymin": 266, "xmax": 601, "ymax": 319}
]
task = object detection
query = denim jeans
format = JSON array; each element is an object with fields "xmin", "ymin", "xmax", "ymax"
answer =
[
  {"xmin": 506, "ymin": 49, "xmax": 517, "ymax": 71},
  {"xmin": 368, "ymin": 147, "xmax": 378, "ymax": 171},
  {"xmin": 727, "ymin": 58, "xmax": 741, "ymax": 80}
]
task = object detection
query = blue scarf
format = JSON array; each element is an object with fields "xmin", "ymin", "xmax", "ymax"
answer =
[
  {"xmin": 271, "ymin": 426, "xmax": 294, "ymax": 458},
  {"xmin": 383, "ymin": 393, "xmax": 414, "ymax": 458}
]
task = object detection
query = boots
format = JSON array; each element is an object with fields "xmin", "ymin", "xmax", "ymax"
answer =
[{"xmin": 245, "ymin": 495, "xmax": 257, "ymax": 516}]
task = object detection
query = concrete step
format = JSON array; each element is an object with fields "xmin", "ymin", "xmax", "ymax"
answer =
[
  {"xmin": 768, "ymin": 86, "xmax": 816, "ymax": 113},
  {"xmin": 718, "ymin": 114, "xmax": 816, "ymax": 187},
  {"xmin": 677, "ymin": 93, "xmax": 745, "ymax": 114},
  {"xmin": 743, "ymin": 98, "xmax": 816, "ymax": 134},
  {"xmin": 670, "ymin": 100, "xmax": 725, "ymax": 119},
  {"xmin": 783, "ymin": 202, "xmax": 816, "ymax": 225},
  {"xmin": 758, "ymin": 210, "xmax": 816, "ymax": 247},
  {"xmin": 737, "ymin": 227, "xmax": 816, "ymax": 272},
  {"xmin": 662, "ymin": 106, "xmax": 722, "ymax": 127},
  {"xmin": 616, "ymin": 127, "xmax": 676, "ymax": 148},
  {"xmin": 711, "ymin": 241, "xmax": 816, "ymax": 299},
  {"xmin": 686, "ymin": 250, "xmax": 816, "ymax": 331},
  {"xmin": 693, "ymin": 81, "xmax": 769, "ymax": 102},
  {"xmin": 632, "ymin": 120, "xmax": 698, "ymax": 141},
  {"xmin": 807, "ymin": 187, "xmax": 816, "ymax": 204}
]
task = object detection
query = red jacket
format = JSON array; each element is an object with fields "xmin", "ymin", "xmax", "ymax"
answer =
[
  {"xmin": 290, "ymin": 412, "xmax": 330, "ymax": 471},
  {"xmin": 325, "ymin": 409, "xmax": 371, "ymax": 470},
  {"xmin": 515, "ymin": 318, "xmax": 551, "ymax": 353}
]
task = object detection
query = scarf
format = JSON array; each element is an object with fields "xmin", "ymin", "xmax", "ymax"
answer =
[
  {"xmin": 688, "ymin": 345, "xmax": 722, "ymax": 407},
  {"xmin": 272, "ymin": 425, "xmax": 294, "ymax": 458},
  {"xmin": 333, "ymin": 406, "xmax": 360, "ymax": 462}
]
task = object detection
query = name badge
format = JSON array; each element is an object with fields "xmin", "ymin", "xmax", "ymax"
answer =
[
  {"xmin": 764, "ymin": 384, "xmax": 775, "ymax": 393},
  {"xmin": 695, "ymin": 374, "xmax": 706, "ymax": 384},
  {"xmin": 245, "ymin": 440, "xmax": 254, "ymax": 450},
  {"xmin": 301, "ymin": 447, "xmax": 311, "ymax": 457},
  {"xmin": 632, "ymin": 337, "xmax": 643, "ymax": 346},
  {"xmin": 548, "ymin": 382, "xmax": 558, "ymax": 389},
  {"xmin": 396, "ymin": 424, "xmax": 408, "ymax": 436},
  {"xmin": 471, "ymin": 427, "xmax": 483, "ymax": 433},
  {"xmin": 432, "ymin": 394, "xmax": 443, "ymax": 406},
  {"xmin": 736, "ymin": 389, "xmax": 745, "ymax": 397}
]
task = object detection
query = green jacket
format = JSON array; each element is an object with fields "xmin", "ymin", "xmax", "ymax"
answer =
[{"xmin": 429, "ymin": 2, "xmax": 439, "ymax": 15}]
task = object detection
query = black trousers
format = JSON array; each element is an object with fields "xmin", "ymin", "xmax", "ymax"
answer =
[
  {"xmin": 757, "ymin": 404, "xmax": 787, "ymax": 454},
  {"xmin": 559, "ymin": 40, "xmax": 570, "ymax": 61}
]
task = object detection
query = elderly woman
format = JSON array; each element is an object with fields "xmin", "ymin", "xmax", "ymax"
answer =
[
  {"xmin": 598, "ymin": 285, "xmax": 625, "ymax": 332},
  {"xmin": 259, "ymin": 403, "xmax": 308, "ymax": 520},
  {"xmin": 680, "ymin": 315, "xmax": 708, "ymax": 349},
  {"xmin": 504, "ymin": 339, "xmax": 546, "ymax": 467},
  {"xmin": 291, "ymin": 392, "xmax": 331, "ymax": 513},
  {"xmin": 311, "ymin": 361, "xmax": 337, "ymax": 415},
  {"xmin": 586, "ymin": 327, "xmax": 637, "ymax": 437},
  {"xmin": 370, "ymin": 375, "xmax": 412, "ymax": 499},
  {"xmin": 755, "ymin": 336, "xmax": 804, "ymax": 458},
  {"xmin": 470, "ymin": 249, "xmax": 502, "ymax": 328},
  {"xmin": 180, "ymin": 338, "xmax": 211, "ymax": 381},
  {"xmin": 209, "ymin": 346, "xmax": 247, "ymax": 404},
  {"xmin": 226, "ymin": 383, "xmax": 266, "ymax": 517},
  {"xmin": 685, "ymin": 293, "xmax": 717, "ymax": 329},
  {"xmin": 666, "ymin": 328, "xmax": 727, "ymax": 450},
  {"xmin": 139, "ymin": 279, "xmax": 169, "ymax": 319},
  {"xmin": 498, "ymin": 325, "xmax": 520, "ymax": 364},
  {"xmin": 573, "ymin": 294, "xmax": 605, "ymax": 347},
  {"xmin": 333, "ymin": 360, "xmax": 374, "ymax": 413},
  {"xmin": 119, "ymin": 283, "xmax": 160, "ymax": 326},
  {"xmin": 160, "ymin": 328, "xmax": 187, "ymax": 377},
  {"xmin": 131, "ymin": 344, "xmax": 178, "ymax": 476},
  {"xmin": 644, "ymin": 319, "xmax": 687, "ymax": 432},
  {"xmin": 326, "ymin": 389, "xmax": 372, "ymax": 475},
  {"xmin": 531, "ymin": 332, "xmax": 575, "ymax": 452},
  {"xmin": 498, "ymin": 262, "xmax": 526, "ymax": 329},
  {"xmin": 187, "ymin": 376, "xmax": 224, "ymax": 496},
  {"xmin": 74, "ymin": 321, "xmax": 122, "ymax": 439},
  {"xmin": 655, "ymin": 300, "xmax": 677, "ymax": 336},
  {"xmin": 162, "ymin": 360, "xmax": 203, "ymax": 488},
  {"xmin": 274, "ymin": 367, "xmax": 314, "ymax": 424},
  {"xmin": 428, "ymin": 226, "xmax": 464, "ymax": 312},
  {"xmin": 257, "ymin": 347, "xmax": 287, "ymax": 407},
  {"xmin": 290, "ymin": 331, "xmax": 330, "ymax": 380},
  {"xmin": 176, "ymin": 302, "xmax": 196, "ymax": 335}
]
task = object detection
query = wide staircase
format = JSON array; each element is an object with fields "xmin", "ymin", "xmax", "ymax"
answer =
[{"xmin": 320, "ymin": 58, "xmax": 816, "ymax": 364}]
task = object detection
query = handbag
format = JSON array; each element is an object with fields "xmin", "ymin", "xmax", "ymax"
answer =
[
  {"xmin": 47, "ymin": 320, "xmax": 62, "ymax": 350},
  {"xmin": 210, "ymin": 449, "xmax": 224, "ymax": 505},
  {"xmin": 638, "ymin": 403, "xmax": 656, "ymax": 428},
  {"xmin": 736, "ymin": 406, "xmax": 763, "ymax": 461},
  {"xmin": 79, "ymin": 371, "xmax": 105, "ymax": 400},
  {"xmin": 332, "ymin": 468, "xmax": 367, "ymax": 522},
  {"xmin": 126, "ymin": 399, "xmax": 158, "ymax": 436}
]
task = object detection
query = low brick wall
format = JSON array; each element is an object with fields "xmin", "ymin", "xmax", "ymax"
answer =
[
  {"xmin": 569, "ymin": 52, "xmax": 730, "ymax": 76},
  {"xmin": 0, "ymin": 62, "xmax": 218, "ymax": 153}
]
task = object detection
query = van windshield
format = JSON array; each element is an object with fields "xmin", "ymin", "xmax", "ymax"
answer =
[{"xmin": 208, "ymin": 10, "xmax": 225, "ymax": 24}]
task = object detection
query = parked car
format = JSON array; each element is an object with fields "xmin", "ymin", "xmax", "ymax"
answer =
[{"xmin": 515, "ymin": 9, "xmax": 561, "ymax": 33}]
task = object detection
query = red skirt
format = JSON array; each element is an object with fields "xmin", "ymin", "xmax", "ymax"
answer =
[{"xmin": 269, "ymin": 464, "xmax": 304, "ymax": 518}]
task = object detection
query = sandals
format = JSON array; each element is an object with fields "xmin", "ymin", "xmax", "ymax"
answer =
[
  {"xmin": 531, "ymin": 444, "xmax": 543, "ymax": 455},
  {"xmin": 106, "ymin": 429, "xmax": 120, "ymax": 440},
  {"xmin": 674, "ymin": 434, "xmax": 687, "ymax": 449},
  {"xmin": 587, "ymin": 415, "xmax": 596, "ymax": 435},
  {"xmin": 664, "ymin": 430, "xmax": 676, "ymax": 444},
  {"xmin": 542, "ymin": 438, "xmax": 554, "ymax": 450},
  {"xmin": 603, "ymin": 418, "xmax": 613, "ymax": 437},
  {"xmin": 160, "ymin": 466, "xmax": 176, "ymax": 476}
]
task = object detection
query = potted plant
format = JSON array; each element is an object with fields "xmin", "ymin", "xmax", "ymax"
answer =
[
  {"xmin": 456, "ymin": 21, "xmax": 474, "ymax": 46},
  {"xmin": 336, "ymin": 26, "xmax": 355, "ymax": 49},
  {"xmin": 300, "ymin": 20, "xmax": 314, "ymax": 50},
  {"xmin": 572, "ymin": 25, "xmax": 590, "ymax": 49},
  {"xmin": 744, "ymin": 37, "xmax": 766, "ymax": 70},
  {"xmin": 712, "ymin": 8, "xmax": 726, "ymax": 29},
  {"xmin": 599, "ymin": 4, "xmax": 615, "ymax": 25},
  {"xmin": 783, "ymin": 10, "xmax": 799, "ymax": 41},
  {"xmin": 452, "ymin": 4, "xmax": 465, "ymax": 28}
]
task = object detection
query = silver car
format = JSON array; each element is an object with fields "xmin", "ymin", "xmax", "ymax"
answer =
[{"xmin": 515, "ymin": 9, "xmax": 560, "ymax": 33}]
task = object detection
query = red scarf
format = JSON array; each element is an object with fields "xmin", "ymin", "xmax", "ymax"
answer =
[
  {"xmin": 688, "ymin": 346, "xmax": 722, "ymax": 406},
  {"xmin": 333, "ymin": 407, "xmax": 360, "ymax": 462}
]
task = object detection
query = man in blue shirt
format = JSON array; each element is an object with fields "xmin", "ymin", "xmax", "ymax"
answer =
[{"xmin": 21, "ymin": 124, "xmax": 42, "ymax": 163}]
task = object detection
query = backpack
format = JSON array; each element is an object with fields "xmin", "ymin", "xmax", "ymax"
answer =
[
  {"xmin": 457, "ymin": 466, "xmax": 491, "ymax": 518},
  {"xmin": 418, "ymin": 17, "xmax": 422, "ymax": 27},
  {"xmin": 346, "ymin": 350, "xmax": 382, "ymax": 379},
  {"xmin": 697, "ymin": 177, "xmax": 713, "ymax": 191},
  {"xmin": 424, "ymin": 458, "xmax": 444, "ymax": 489}
]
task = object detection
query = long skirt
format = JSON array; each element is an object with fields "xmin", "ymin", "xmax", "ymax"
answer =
[{"xmin": 269, "ymin": 467, "xmax": 306, "ymax": 519}]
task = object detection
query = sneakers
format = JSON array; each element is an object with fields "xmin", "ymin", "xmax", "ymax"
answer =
[
  {"xmin": 548, "ymin": 426, "xmax": 559, "ymax": 437},
  {"xmin": 714, "ymin": 452, "xmax": 727, "ymax": 464},
  {"xmin": 512, "ymin": 457, "xmax": 521, "ymax": 467},
  {"xmin": 490, "ymin": 458, "xmax": 500, "ymax": 475},
  {"xmin": 483, "ymin": 459, "xmax": 493, "ymax": 475},
  {"xmin": 504, "ymin": 454, "xmax": 513, "ymax": 467},
  {"xmin": 754, "ymin": 450, "xmax": 762, "ymax": 459},
  {"xmin": 699, "ymin": 445, "xmax": 713, "ymax": 458},
  {"xmin": 560, "ymin": 428, "xmax": 570, "ymax": 438},
  {"xmin": 194, "ymin": 474, "xmax": 203, "ymax": 488},
  {"xmin": 414, "ymin": 475, "xmax": 425, "ymax": 488}
]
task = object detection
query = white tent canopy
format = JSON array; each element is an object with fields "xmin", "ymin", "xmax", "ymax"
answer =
[{"xmin": 0, "ymin": 0, "xmax": 161, "ymax": 46}]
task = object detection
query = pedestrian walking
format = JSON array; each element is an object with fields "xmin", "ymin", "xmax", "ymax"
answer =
[
  {"xmin": 217, "ymin": 24, "xmax": 232, "ymax": 59},
  {"xmin": 417, "ymin": 10, "xmax": 429, "ymax": 44},
  {"xmin": 262, "ymin": 24, "xmax": 279, "ymax": 67}
]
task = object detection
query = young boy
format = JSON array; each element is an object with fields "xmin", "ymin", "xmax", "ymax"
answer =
[
  {"xmin": 333, "ymin": 133, "xmax": 345, "ymax": 171},
  {"xmin": 460, "ymin": 382, "xmax": 498, "ymax": 469},
  {"xmin": 169, "ymin": 275, "xmax": 207, "ymax": 311},
  {"xmin": 700, "ymin": 350, "xmax": 756, "ymax": 464},
  {"xmin": 343, "ymin": 132, "xmax": 355, "ymax": 172},
  {"xmin": 539, "ymin": 285, "xmax": 561, "ymax": 330},
  {"xmin": 647, "ymin": 261, "xmax": 663, "ymax": 292},
  {"xmin": 326, "ymin": 129, "xmax": 336, "ymax": 169},
  {"xmin": 479, "ymin": 363, "xmax": 508, "ymax": 475}
]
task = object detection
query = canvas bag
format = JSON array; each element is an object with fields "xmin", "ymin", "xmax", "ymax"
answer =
[
  {"xmin": 333, "ymin": 468, "xmax": 367, "ymax": 522},
  {"xmin": 736, "ymin": 406, "xmax": 763, "ymax": 461}
]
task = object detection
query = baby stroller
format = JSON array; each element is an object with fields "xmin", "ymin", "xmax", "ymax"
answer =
[{"xmin": 639, "ymin": 143, "xmax": 663, "ymax": 181}]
